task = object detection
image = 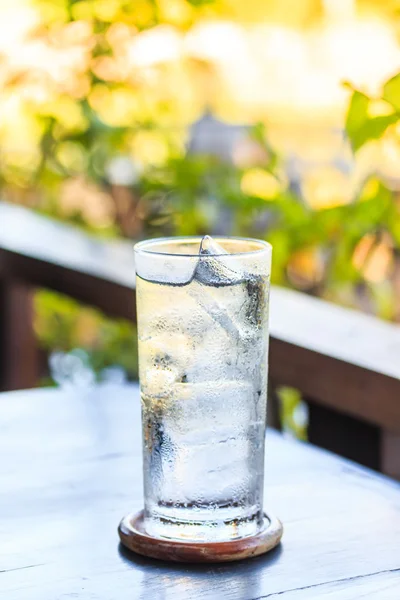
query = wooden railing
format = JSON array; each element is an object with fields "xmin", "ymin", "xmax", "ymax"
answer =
[{"xmin": 1, "ymin": 201, "xmax": 400, "ymax": 477}]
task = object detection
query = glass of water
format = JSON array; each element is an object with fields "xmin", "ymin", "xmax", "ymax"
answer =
[{"xmin": 134, "ymin": 235, "xmax": 271, "ymax": 542}]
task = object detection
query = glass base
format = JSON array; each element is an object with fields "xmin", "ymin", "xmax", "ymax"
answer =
[{"xmin": 143, "ymin": 504, "xmax": 263, "ymax": 542}]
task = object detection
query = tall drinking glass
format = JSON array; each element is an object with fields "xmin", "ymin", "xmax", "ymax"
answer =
[{"xmin": 134, "ymin": 236, "xmax": 271, "ymax": 542}]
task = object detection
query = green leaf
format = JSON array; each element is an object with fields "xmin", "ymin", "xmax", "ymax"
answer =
[
  {"xmin": 383, "ymin": 73, "xmax": 400, "ymax": 112},
  {"xmin": 359, "ymin": 115, "xmax": 398, "ymax": 147},
  {"xmin": 346, "ymin": 90, "xmax": 370, "ymax": 139},
  {"xmin": 345, "ymin": 91, "xmax": 397, "ymax": 151}
]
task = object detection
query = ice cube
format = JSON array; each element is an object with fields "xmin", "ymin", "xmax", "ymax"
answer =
[
  {"xmin": 193, "ymin": 235, "xmax": 246, "ymax": 287},
  {"xmin": 187, "ymin": 283, "xmax": 242, "ymax": 341},
  {"xmin": 199, "ymin": 235, "xmax": 227, "ymax": 255},
  {"xmin": 184, "ymin": 329, "xmax": 240, "ymax": 383},
  {"xmin": 240, "ymin": 277, "xmax": 269, "ymax": 329},
  {"xmin": 189, "ymin": 235, "xmax": 268, "ymax": 342},
  {"xmin": 139, "ymin": 332, "xmax": 193, "ymax": 396},
  {"xmin": 187, "ymin": 236, "xmax": 243, "ymax": 339},
  {"xmin": 166, "ymin": 380, "xmax": 257, "ymax": 433},
  {"xmin": 141, "ymin": 366, "xmax": 180, "ymax": 399}
]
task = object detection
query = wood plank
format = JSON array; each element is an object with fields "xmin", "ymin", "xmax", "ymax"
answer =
[
  {"xmin": 0, "ymin": 202, "xmax": 136, "ymax": 320},
  {"xmin": 264, "ymin": 570, "xmax": 400, "ymax": 599},
  {"xmin": 269, "ymin": 288, "xmax": 400, "ymax": 433},
  {"xmin": 267, "ymin": 384, "xmax": 282, "ymax": 430},
  {"xmin": 270, "ymin": 287, "xmax": 400, "ymax": 381},
  {"xmin": 1, "ymin": 385, "xmax": 400, "ymax": 599},
  {"xmin": 0, "ymin": 281, "xmax": 39, "ymax": 390},
  {"xmin": 270, "ymin": 337, "xmax": 400, "ymax": 433}
]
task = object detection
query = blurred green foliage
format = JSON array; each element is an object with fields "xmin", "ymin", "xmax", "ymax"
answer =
[
  {"xmin": 136, "ymin": 147, "xmax": 400, "ymax": 311},
  {"xmin": 276, "ymin": 387, "xmax": 307, "ymax": 441},
  {"xmin": 345, "ymin": 77, "xmax": 400, "ymax": 151},
  {"xmin": 1, "ymin": 0, "xmax": 400, "ymax": 392},
  {"xmin": 34, "ymin": 290, "xmax": 138, "ymax": 382}
]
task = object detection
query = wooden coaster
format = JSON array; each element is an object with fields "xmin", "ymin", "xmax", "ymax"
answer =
[{"xmin": 118, "ymin": 511, "xmax": 283, "ymax": 563}]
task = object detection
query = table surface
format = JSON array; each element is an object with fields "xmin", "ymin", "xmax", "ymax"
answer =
[{"xmin": 1, "ymin": 384, "xmax": 400, "ymax": 600}]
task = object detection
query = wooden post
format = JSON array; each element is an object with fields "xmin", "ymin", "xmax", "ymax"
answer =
[
  {"xmin": 381, "ymin": 431, "xmax": 400, "ymax": 480},
  {"xmin": 307, "ymin": 400, "xmax": 381, "ymax": 471},
  {"xmin": 267, "ymin": 382, "xmax": 282, "ymax": 431},
  {"xmin": 0, "ymin": 280, "xmax": 39, "ymax": 390}
]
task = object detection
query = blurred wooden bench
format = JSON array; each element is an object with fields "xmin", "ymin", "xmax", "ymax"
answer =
[{"xmin": 1, "ymin": 201, "xmax": 400, "ymax": 478}]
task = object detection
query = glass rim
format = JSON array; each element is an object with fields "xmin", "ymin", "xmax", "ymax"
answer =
[{"xmin": 134, "ymin": 236, "xmax": 272, "ymax": 258}]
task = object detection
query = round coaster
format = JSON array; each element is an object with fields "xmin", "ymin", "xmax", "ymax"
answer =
[{"xmin": 118, "ymin": 511, "xmax": 283, "ymax": 563}]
